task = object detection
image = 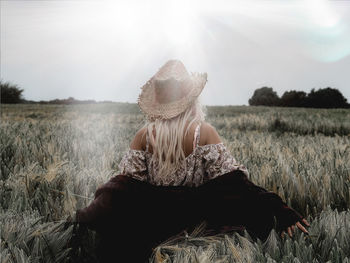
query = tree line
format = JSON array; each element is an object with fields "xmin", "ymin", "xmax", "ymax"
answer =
[
  {"xmin": 249, "ymin": 87, "xmax": 349, "ymax": 108},
  {"xmin": 0, "ymin": 80, "xmax": 112, "ymax": 104},
  {"xmin": 1, "ymin": 80, "xmax": 349, "ymax": 108}
]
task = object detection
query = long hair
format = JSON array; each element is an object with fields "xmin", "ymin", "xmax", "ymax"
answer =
[{"xmin": 143, "ymin": 98, "xmax": 206, "ymax": 178}]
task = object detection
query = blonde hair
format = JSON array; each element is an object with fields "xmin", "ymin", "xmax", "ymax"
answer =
[{"xmin": 143, "ymin": 98, "xmax": 206, "ymax": 178}]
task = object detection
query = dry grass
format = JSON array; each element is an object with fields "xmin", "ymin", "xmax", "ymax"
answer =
[{"xmin": 0, "ymin": 103, "xmax": 349, "ymax": 262}]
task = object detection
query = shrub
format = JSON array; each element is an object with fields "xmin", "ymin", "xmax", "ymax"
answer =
[{"xmin": 0, "ymin": 80, "xmax": 24, "ymax": 104}]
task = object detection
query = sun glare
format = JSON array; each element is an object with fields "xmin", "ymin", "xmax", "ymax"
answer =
[
  {"xmin": 160, "ymin": 0, "xmax": 198, "ymax": 48},
  {"xmin": 306, "ymin": 0, "xmax": 340, "ymax": 28},
  {"xmin": 65, "ymin": 0, "xmax": 349, "ymax": 67},
  {"xmin": 82, "ymin": 0, "xmax": 201, "ymax": 46}
]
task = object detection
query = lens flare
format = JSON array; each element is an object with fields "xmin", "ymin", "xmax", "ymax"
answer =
[{"xmin": 303, "ymin": 0, "xmax": 350, "ymax": 62}]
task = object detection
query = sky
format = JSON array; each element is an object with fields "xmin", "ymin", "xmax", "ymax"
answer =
[{"xmin": 1, "ymin": 0, "xmax": 350, "ymax": 106}]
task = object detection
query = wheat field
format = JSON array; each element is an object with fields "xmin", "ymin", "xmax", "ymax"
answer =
[{"xmin": 1, "ymin": 103, "xmax": 349, "ymax": 263}]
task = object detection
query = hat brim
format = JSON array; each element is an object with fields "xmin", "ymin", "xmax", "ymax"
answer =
[{"xmin": 138, "ymin": 72, "xmax": 207, "ymax": 121}]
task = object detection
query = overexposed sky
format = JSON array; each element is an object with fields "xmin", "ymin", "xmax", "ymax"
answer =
[{"xmin": 1, "ymin": 0, "xmax": 350, "ymax": 105}]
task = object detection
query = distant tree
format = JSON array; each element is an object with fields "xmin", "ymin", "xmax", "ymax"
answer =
[
  {"xmin": 280, "ymin": 90, "xmax": 307, "ymax": 107},
  {"xmin": 0, "ymin": 80, "xmax": 24, "ymax": 103},
  {"xmin": 66, "ymin": 97, "xmax": 75, "ymax": 104},
  {"xmin": 306, "ymin": 87, "xmax": 349, "ymax": 108},
  {"xmin": 248, "ymin": 87, "xmax": 280, "ymax": 106}
]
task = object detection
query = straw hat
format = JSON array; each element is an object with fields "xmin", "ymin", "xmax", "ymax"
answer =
[{"xmin": 137, "ymin": 60, "xmax": 207, "ymax": 121}]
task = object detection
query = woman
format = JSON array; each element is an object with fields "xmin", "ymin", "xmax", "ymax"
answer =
[{"xmin": 75, "ymin": 60, "xmax": 310, "ymax": 262}]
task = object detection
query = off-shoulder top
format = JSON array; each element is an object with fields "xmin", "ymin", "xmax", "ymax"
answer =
[{"xmin": 118, "ymin": 123, "xmax": 249, "ymax": 187}]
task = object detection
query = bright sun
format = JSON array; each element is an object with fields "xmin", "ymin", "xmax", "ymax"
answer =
[
  {"xmin": 81, "ymin": 0, "xmax": 201, "ymax": 51},
  {"xmin": 66, "ymin": 0, "xmax": 348, "ymax": 64}
]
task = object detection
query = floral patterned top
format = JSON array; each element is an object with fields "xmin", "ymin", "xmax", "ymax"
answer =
[{"xmin": 118, "ymin": 124, "xmax": 249, "ymax": 187}]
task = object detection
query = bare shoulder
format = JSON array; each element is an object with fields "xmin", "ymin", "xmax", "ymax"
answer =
[
  {"xmin": 130, "ymin": 126, "xmax": 147, "ymax": 150},
  {"xmin": 199, "ymin": 121, "xmax": 222, "ymax": 146}
]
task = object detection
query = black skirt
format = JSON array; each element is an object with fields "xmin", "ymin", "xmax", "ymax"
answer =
[{"xmin": 74, "ymin": 170, "xmax": 305, "ymax": 262}]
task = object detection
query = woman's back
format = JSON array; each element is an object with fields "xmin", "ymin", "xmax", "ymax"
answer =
[
  {"xmin": 131, "ymin": 121, "xmax": 220, "ymax": 155},
  {"xmin": 118, "ymin": 121, "xmax": 249, "ymax": 187}
]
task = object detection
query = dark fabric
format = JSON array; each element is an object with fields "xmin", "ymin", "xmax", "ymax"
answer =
[{"xmin": 75, "ymin": 170, "xmax": 305, "ymax": 262}]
